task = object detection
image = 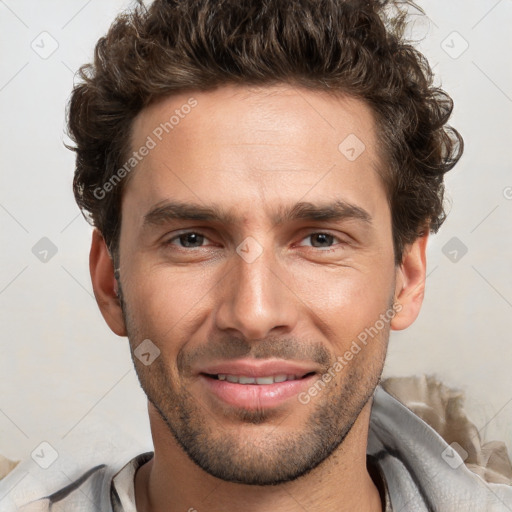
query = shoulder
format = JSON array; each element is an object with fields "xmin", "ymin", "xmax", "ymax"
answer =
[
  {"xmin": 1, "ymin": 451, "xmax": 149, "ymax": 512},
  {"xmin": 13, "ymin": 451, "xmax": 154, "ymax": 512},
  {"xmin": 17, "ymin": 463, "xmax": 111, "ymax": 511},
  {"xmin": 369, "ymin": 382, "xmax": 512, "ymax": 511}
]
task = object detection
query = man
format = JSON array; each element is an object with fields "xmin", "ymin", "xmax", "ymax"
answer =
[{"xmin": 12, "ymin": 0, "xmax": 512, "ymax": 510}]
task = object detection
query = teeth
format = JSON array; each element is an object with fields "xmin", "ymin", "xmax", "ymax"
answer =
[
  {"xmin": 216, "ymin": 374, "xmax": 299, "ymax": 384},
  {"xmin": 256, "ymin": 376, "xmax": 274, "ymax": 385}
]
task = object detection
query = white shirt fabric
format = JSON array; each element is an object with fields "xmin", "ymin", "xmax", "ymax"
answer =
[{"xmin": 3, "ymin": 386, "xmax": 512, "ymax": 511}]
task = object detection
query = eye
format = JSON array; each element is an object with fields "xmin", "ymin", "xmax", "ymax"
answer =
[
  {"xmin": 165, "ymin": 231, "xmax": 211, "ymax": 249},
  {"xmin": 298, "ymin": 232, "xmax": 344, "ymax": 250}
]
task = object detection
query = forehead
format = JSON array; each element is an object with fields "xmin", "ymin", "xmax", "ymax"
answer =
[{"xmin": 124, "ymin": 84, "xmax": 387, "ymax": 225}]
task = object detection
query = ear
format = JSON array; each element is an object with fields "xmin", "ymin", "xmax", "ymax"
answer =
[
  {"xmin": 390, "ymin": 233, "xmax": 428, "ymax": 331},
  {"xmin": 89, "ymin": 228, "xmax": 127, "ymax": 336}
]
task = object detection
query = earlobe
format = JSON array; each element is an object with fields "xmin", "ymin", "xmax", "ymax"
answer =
[
  {"xmin": 89, "ymin": 229, "xmax": 127, "ymax": 336},
  {"xmin": 390, "ymin": 234, "xmax": 429, "ymax": 331}
]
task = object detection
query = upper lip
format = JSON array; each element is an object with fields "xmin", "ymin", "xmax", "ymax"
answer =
[{"xmin": 198, "ymin": 359, "xmax": 319, "ymax": 378}]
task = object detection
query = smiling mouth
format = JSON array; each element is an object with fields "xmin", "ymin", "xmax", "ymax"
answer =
[
  {"xmin": 202, "ymin": 372, "xmax": 316, "ymax": 385},
  {"xmin": 199, "ymin": 369, "xmax": 319, "ymax": 410}
]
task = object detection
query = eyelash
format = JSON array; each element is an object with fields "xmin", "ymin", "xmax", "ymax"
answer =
[{"xmin": 163, "ymin": 231, "xmax": 347, "ymax": 253}]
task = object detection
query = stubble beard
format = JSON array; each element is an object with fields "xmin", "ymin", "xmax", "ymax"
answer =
[{"xmin": 117, "ymin": 282, "xmax": 389, "ymax": 486}]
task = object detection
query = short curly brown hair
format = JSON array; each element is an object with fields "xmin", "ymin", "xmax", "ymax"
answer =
[{"xmin": 67, "ymin": 0, "xmax": 463, "ymax": 265}]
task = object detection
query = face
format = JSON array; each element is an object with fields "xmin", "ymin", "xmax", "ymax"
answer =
[{"xmin": 100, "ymin": 84, "xmax": 416, "ymax": 485}]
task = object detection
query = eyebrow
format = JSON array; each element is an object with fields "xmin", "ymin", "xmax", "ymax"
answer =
[{"xmin": 143, "ymin": 199, "xmax": 372, "ymax": 228}]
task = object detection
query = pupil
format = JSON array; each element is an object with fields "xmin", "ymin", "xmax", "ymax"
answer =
[
  {"xmin": 181, "ymin": 233, "xmax": 203, "ymax": 247},
  {"xmin": 313, "ymin": 233, "xmax": 332, "ymax": 247}
]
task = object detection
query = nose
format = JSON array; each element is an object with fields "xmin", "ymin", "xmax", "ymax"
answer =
[{"xmin": 214, "ymin": 244, "xmax": 300, "ymax": 340}]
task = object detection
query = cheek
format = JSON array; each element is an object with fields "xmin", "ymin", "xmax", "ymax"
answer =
[
  {"xmin": 290, "ymin": 265, "xmax": 395, "ymax": 344},
  {"xmin": 123, "ymin": 264, "xmax": 211, "ymax": 341}
]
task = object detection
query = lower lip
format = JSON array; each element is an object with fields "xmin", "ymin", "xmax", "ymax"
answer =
[{"xmin": 199, "ymin": 374, "xmax": 317, "ymax": 410}]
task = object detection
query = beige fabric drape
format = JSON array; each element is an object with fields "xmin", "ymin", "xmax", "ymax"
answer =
[
  {"xmin": 382, "ymin": 374, "xmax": 512, "ymax": 485},
  {"xmin": 0, "ymin": 455, "xmax": 19, "ymax": 480}
]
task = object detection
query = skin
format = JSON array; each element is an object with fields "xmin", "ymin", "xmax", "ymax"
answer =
[{"xmin": 90, "ymin": 84, "xmax": 427, "ymax": 512}]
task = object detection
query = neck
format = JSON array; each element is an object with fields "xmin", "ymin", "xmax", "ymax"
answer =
[{"xmin": 135, "ymin": 400, "xmax": 382, "ymax": 512}]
